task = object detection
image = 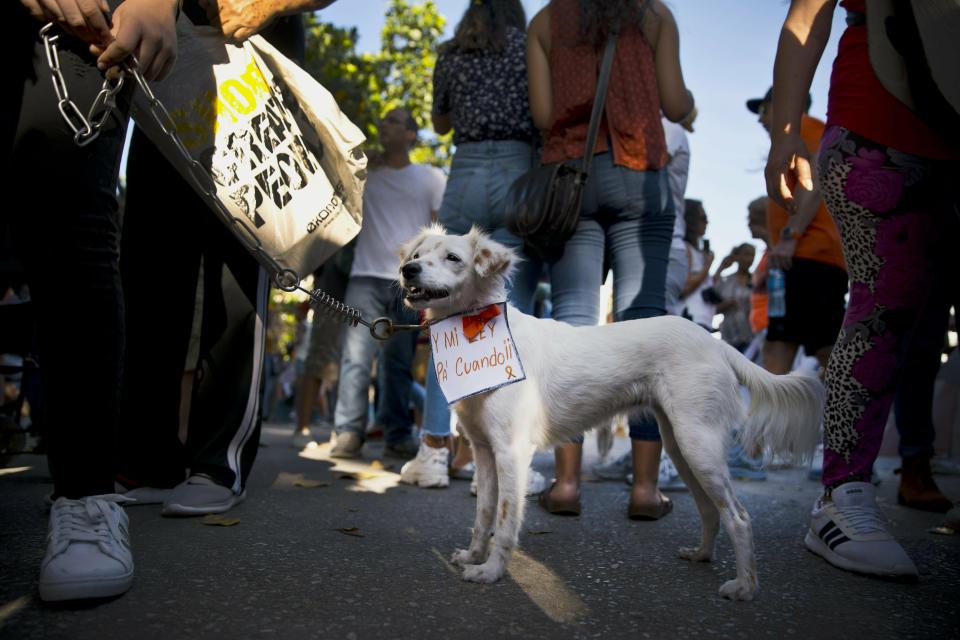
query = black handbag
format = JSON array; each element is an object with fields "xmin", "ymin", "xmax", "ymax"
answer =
[{"xmin": 505, "ymin": 23, "xmax": 620, "ymax": 262}]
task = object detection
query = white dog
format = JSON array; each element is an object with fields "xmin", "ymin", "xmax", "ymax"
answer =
[{"xmin": 398, "ymin": 225, "xmax": 824, "ymax": 601}]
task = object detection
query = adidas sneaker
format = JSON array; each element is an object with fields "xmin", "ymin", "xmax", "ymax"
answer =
[
  {"xmin": 39, "ymin": 494, "xmax": 134, "ymax": 602},
  {"xmin": 804, "ymin": 481, "xmax": 918, "ymax": 578}
]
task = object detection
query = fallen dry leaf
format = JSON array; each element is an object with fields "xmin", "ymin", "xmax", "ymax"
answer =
[
  {"xmin": 334, "ymin": 527, "xmax": 364, "ymax": 538},
  {"xmin": 339, "ymin": 471, "xmax": 383, "ymax": 481},
  {"xmin": 273, "ymin": 472, "xmax": 330, "ymax": 489},
  {"xmin": 293, "ymin": 477, "xmax": 330, "ymax": 488},
  {"xmin": 203, "ymin": 515, "xmax": 240, "ymax": 527}
]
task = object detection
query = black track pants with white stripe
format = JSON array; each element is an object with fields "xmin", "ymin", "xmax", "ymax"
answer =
[{"xmin": 118, "ymin": 128, "xmax": 267, "ymax": 494}]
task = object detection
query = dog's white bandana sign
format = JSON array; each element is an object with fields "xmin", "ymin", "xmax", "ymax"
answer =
[{"xmin": 429, "ymin": 302, "xmax": 525, "ymax": 404}]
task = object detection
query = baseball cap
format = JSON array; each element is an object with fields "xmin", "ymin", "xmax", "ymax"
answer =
[{"xmin": 746, "ymin": 87, "xmax": 812, "ymax": 113}]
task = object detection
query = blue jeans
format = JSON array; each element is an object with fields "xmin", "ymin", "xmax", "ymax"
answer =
[
  {"xmin": 334, "ymin": 277, "xmax": 419, "ymax": 444},
  {"xmin": 550, "ymin": 153, "xmax": 673, "ymax": 442},
  {"xmin": 421, "ymin": 140, "xmax": 542, "ymax": 437}
]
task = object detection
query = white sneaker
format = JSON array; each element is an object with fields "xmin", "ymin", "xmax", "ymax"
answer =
[
  {"xmin": 804, "ymin": 481, "xmax": 918, "ymax": 578},
  {"xmin": 161, "ymin": 474, "xmax": 245, "ymax": 517},
  {"xmin": 526, "ymin": 469, "xmax": 549, "ymax": 496},
  {"xmin": 400, "ymin": 443, "xmax": 450, "ymax": 488},
  {"xmin": 593, "ymin": 452, "xmax": 632, "ymax": 481},
  {"xmin": 658, "ymin": 454, "xmax": 688, "ymax": 491},
  {"xmin": 450, "ymin": 462, "xmax": 475, "ymax": 481},
  {"xmin": 39, "ymin": 494, "xmax": 134, "ymax": 602},
  {"xmin": 115, "ymin": 482, "xmax": 172, "ymax": 506},
  {"xmin": 469, "ymin": 467, "xmax": 549, "ymax": 496}
]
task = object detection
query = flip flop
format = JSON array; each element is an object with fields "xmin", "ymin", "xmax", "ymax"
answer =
[
  {"xmin": 628, "ymin": 495, "xmax": 673, "ymax": 521},
  {"xmin": 538, "ymin": 483, "xmax": 581, "ymax": 516}
]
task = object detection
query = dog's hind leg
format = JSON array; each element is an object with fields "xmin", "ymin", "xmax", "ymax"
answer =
[
  {"xmin": 460, "ymin": 441, "xmax": 533, "ymax": 584},
  {"xmin": 668, "ymin": 412, "xmax": 759, "ymax": 601},
  {"xmin": 710, "ymin": 480, "xmax": 758, "ymax": 601},
  {"xmin": 452, "ymin": 440, "xmax": 498, "ymax": 567},
  {"xmin": 655, "ymin": 409, "xmax": 719, "ymax": 563}
]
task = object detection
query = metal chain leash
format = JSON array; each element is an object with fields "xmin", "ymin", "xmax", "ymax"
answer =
[
  {"xmin": 39, "ymin": 23, "xmax": 425, "ymax": 341},
  {"xmin": 40, "ymin": 23, "xmax": 127, "ymax": 147}
]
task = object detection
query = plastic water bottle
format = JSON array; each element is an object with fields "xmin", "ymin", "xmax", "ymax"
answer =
[{"xmin": 767, "ymin": 268, "xmax": 786, "ymax": 318}]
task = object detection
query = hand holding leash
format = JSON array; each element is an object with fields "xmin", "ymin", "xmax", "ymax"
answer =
[{"xmin": 89, "ymin": 0, "xmax": 179, "ymax": 80}]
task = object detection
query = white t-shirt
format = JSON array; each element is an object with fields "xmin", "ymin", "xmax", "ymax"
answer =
[
  {"xmin": 662, "ymin": 117, "xmax": 690, "ymax": 251},
  {"xmin": 684, "ymin": 242, "xmax": 715, "ymax": 329},
  {"xmin": 350, "ymin": 163, "xmax": 446, "ymax": 281}
]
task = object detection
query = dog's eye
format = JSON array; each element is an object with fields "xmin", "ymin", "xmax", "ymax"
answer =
[
  {"xmin": 446, "ymin": 253, "xmax": 462, "ymax": 263},
  {"xmin": 412, "ymin": 253, "xmax": 420, "ymax": 259}
]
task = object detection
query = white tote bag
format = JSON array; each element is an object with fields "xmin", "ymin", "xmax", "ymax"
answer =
[{"xmin": 130, "ymin": 20, "xmax": 367, "ymax": 283}]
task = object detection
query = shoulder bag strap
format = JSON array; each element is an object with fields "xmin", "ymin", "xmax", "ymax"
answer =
[{"xmin": 579, "ymin": 19, "xmax": 621, "ymax": 178}]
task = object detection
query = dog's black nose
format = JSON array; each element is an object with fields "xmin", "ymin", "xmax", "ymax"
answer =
[{"xmin": 401, "ymin": 262, "xmax": 421, "ymax": 280}]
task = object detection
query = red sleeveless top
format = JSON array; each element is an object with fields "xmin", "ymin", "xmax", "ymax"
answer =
[
  {"xmin": 828, "ymin": 0, "xmax": 957, "ymax": 158},
  {"xmin": 541, "ymin": 0, "xmax": 668, "ymax": 171}
]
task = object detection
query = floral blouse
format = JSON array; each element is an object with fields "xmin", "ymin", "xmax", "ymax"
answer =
[{"xmin": 432, "ymin": 26, "xmax": 537, "ymax": 145}]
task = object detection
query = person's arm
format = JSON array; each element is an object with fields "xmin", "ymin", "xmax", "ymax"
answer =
[
  {"xmin": 22, "ymin": 0, "xmax": 179, "ymax": 80},
  {"xmin": 199, "ymin": 0, "xmax": 338, "ymax": 41},
  {"xmin": 764, "ymin": 0, "xmax": 836, "ymax": 210},
  {"xmin": 680, "ymin": 244, "xmax": 714, "ymax": 298},
  {"xmin": 714, "ymin": 279, "xmax": 738, "ymax": 313},
  {"xmin": 648, "ymin": 2, "xmax": 695, "ymax": 129},
  {"xmin": 97, "ymin": 0, "xmax": 179, "ymax": 80},
  {"xmin": 713, "ymin": 252, "xmax": 736, "ymax": 283},
  {"xmin": 429, "ymin": 169, "xmax": 445, "ymax": 223},
  {"xmin": 431, "ymin": 53, "xmax": 452, "ymax": 135},
  {"xmin": 768, "ymin": 181, "xmax": 821, "ymax": 270},
  {"xmin": 21, "ymin": 0, "xmax": 113, "ymax": 45},
  {"xmin": 526, "ymin": 7, "xmax": 552, "ymax": 131},
  {"xmin": 431, "ymin": 112, "xmax": 452, "ymax": 136}
]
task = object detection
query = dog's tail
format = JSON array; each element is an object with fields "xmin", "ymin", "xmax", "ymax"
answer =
[{"xmin": 722, "ymin": 342, "xmax": 824, "ymax": 462}]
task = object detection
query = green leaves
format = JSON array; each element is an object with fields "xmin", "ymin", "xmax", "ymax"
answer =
[{"xmin": 305, "ymin": 0, "xmax": 453, "ymax": 169}]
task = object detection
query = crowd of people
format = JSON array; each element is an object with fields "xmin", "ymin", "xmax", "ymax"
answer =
[{"xmin": 2, "ymin": 0, "xmax": 957, "ymax": 606}]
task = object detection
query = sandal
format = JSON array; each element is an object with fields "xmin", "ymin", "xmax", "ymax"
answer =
[
  {"xmin": 538, "ymin": 483, "xmax": 581, "ymax": 516},
  {"xmin": 628, "ymin": 494, "xmax": 672, "ymax": 520}
]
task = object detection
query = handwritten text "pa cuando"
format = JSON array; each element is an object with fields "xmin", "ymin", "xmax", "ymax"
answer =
[{"xmin": 431, "ymin": 320, "xmax": 517, "ymax": 382}]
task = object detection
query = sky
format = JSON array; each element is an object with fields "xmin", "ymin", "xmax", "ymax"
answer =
[{"xmin": 316, "ymin": 0, "xmax": 848, "ymax": 268}]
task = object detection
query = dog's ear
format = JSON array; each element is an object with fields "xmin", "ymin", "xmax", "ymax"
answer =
[
  {"xmin": 397, "ymin": 233, "xmax": 423, "ymax": 263},
  {"xmin": 398, "ymin": 224, "xmax": 446, "ymax": 261},
  {"xmin": 469, "ymin": 227, "xmax": 515, "ymax": 279}
]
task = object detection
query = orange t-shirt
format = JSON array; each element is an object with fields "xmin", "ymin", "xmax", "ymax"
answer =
[
  {"xmin": 750, "ymin": 252, "xmax": 769, "ymax": 334},
  {"xmin": 767, "ymin": 115, "xmax": 846, "ymax": 271}
]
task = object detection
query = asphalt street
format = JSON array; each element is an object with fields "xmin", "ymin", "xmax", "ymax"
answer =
[{"xmin": 1, "ymin": 423, "xmax": 958, "ymax": 639}]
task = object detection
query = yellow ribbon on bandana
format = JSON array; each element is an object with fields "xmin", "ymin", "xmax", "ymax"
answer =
[{"xmin": 461, "ymin": 304, "xmax": 501, "ymax": 341}]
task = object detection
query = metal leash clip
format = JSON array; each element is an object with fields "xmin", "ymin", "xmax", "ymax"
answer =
[{"xmin": 367, "ymin": 317, "xmax": 426, "ymax": 341}]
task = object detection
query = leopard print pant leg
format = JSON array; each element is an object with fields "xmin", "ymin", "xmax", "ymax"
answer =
[{"xmin": 816, "ymin": 126, "xmax": 948, "ymax": 488}]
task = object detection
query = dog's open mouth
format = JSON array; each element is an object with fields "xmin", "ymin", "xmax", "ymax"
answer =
[{"xmin": 404, "ymin": 286, "xmax": 449, "ymax": 302}]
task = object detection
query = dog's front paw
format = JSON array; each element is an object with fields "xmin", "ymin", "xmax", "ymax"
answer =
[
  {"xmin": 450, "ymin": 548, "xmax": 481, "ymax": 567},
  {"xmin": 460, "ymin": 561, "xmax": 504, "ymax": 584},
  {"xmin": 678, "ymin": 546, "xmax": 713, "ymax": 562},
  {"xmin": 718, "ymin": 578, "xmax": 757, "ymax": 601}
]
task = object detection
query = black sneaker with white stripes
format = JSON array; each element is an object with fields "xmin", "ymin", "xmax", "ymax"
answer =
[{"xmin": 804, "ymin": 481, "xmax": 918, "ymax": 578}]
